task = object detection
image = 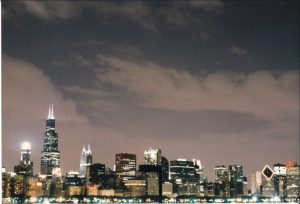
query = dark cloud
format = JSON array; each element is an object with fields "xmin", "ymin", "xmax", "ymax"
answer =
[{"xmin": 229, "ymin": 46, "xmax": 247, "ymax": 56}]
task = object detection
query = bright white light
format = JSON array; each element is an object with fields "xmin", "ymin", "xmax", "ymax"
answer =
[{"xmin": 21, "ymin": 142, "xmax": 31, "ymax": 150}]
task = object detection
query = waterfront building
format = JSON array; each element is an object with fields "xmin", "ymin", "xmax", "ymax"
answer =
[
  {"xmin": 63, "ymin": 171, "xmax": 84, "ymax": 197},
  {"xmin": 162, "ymin": 182, "xmax": 173, "ymax": 196},
  {"xmin": 2, "ymin": 170, "xmax": 12, "ymax": 198},
  {"xmin": 124, "ymin": 179, "xmax": 146, "ymax": 197}
]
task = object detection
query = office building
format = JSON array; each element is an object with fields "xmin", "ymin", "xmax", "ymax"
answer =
[
  {"xmin": 193, "ymin": 159, "xmax": 204, "ymax": 183},
  {"xmin": 124, "ymin": 179, "xmax": 146, "ymax": 197},
  {"xmin": 40, "ymin": 105, "xmax": 60, "ymax": 176},
  {"xmin": 89, "ymin": 163, "xmax": 105, "ymax": 186},
  {"xmin": 27, "ymin": 177, "xmax": 43, "ymax": 197},
  {"xmin": 261, "ymin": 165, "xmax": 275, "ymax": 197},
  {"xmin": 144, "ymin": 148, "xmax": 162, "ymax": 165},
  {"xmin": 161, "ymin": 156, "xmax": 169, "ymax": 183},
  {"xmin": 12, "ymin": 175, "xmax": 25, "ymax": 197},
  {"xmin": 162, "ymin": 182, "xmax": 173, "ymax": 196},
  {"xmin": 115, "ymin": 153, "xmax": 136, "ymax": 181},
  {"xmin": 63, "ymin": 171, "xmax": 84, "ymax": 197},
  {"xmin": 170, "ymin": 159, "xmax": 200, "ymax": 195},
  {"xmin": 250, "ymin": 171, "xmax": 262, "ymax": 195},
  {"xmin": 214, "ymin": 165, "xmax": 229, "ymax": 197},
  {"xmin": 139, "ymin": 164, "xmax": 162, "ymax": 198},
  {"xmin": 229, "ymin": 165, "xmax": 243, "ymax": 197},
  {"xmin": 2, "ymin": 171, "xmax": 12, "ymax": 198},
  {"xmin": 273, "ymin": 163, "xmax": 287, "ymax": 197},
  {"xmin": 285, "ymin": 161, "xmax": 300, "ymax": 198},
  {"xmin": 170, "ymin": 159, "xmax": 198, "ymax": 183},
  {"xmin": 79, "ymin": 144, "xmax": 93, "ymax": 178}
]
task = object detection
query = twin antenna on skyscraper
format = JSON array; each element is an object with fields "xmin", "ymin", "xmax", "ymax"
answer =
[{"xmin": 48, "ymin": 104, "xmax": 55, "ymax": 119}]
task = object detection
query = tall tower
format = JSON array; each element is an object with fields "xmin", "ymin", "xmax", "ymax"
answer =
[
  {"xmin": 79, "ymin": 144, "xmax": 93, "ymax": 178},
  {"xmin": 40, "ymin": 104, "xmax": 60, "ymax": 176}
]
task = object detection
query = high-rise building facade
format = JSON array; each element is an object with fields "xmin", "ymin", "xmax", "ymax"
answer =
[
  {"xmin": 79, "ymin": 145, "xmax": 93, "ymax": 178},
  {"xmin": 115, "ymin": 153, "xmax": 136, "ymax": 181},
  {"xmin": 144, "ymin": 148, "xmax": 161, "ymax": 165},
  {"xmin": 161, "ymin": 156, "xmax": 169, "ymax": 183},
  {"xmin": 40, "ymin": 105, "xmax": 60, "ymax": 176},
  {"xmin": 89, "ymin": 163, "xmax": 105, "ymax": 186},
  {"xmin": 170, "ymin": 159, "xmax": 198, "ymax": 183},
  {"xmin": 285, "ymin": 161, "xmax": 300, "ymax": 198},
  {"xmin": 229, "ymin": 165, "xmax": 243, "ymax": 197},
  {"xmin": 2, "ymin": 170, "xmax": 12, "ymax": 198},
  {"xmin": 14, "ymin": 142, "xmax": 33, "ymax": 177},
  {"xmin": 193, "ymin": 159, "xmax": 204, "ymax": 183},
  {"xmin": 250, "ymin": 171, "xmax": 262, "ymax": 195},
  {"xmin": 170, "ymin": 159, "xmax": 201, "ymax": 195},
  {"xmin": 261, "ymin": 165, "xmax": 275, "ymax": 197},
  {"xmin": 214, "ymin": 165, "xmax": 229, "ymax": 197},
  {"xmin": 273, "ymin": 163, "xmax": 287, "ymax": 197}
]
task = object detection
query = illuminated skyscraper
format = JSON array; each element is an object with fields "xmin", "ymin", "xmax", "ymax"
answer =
[
  {"xmin": 214, "ymin": 165, "xmax": 229, "ymax": 196},
  {"xmin": 193, "ymin": 159, "xmax": 204, "ymax": 183},
  {"xmin": 40, "ymin": 104, "xmax": 60, "ymax": 176},
  {"xmin": 14, "ymin": 142, "xmax": 33, "ymax": 177},
  {"xmin": 214, "ymin": 165, "xmax": 227, "ymax": 184},
  {"xmin": 261, "ymin": 165, "xmax": 275, "ymax": 197},
  {"xmin": 79, "ymin": 144, "xmax": 93, "ymax": 178},
  {"xmin": 170, "ymin": 159, "xmax": 198, "ymax": 184},
  {"xmin": 115, "ymin": 153, "xmax": 136, "ymax": 181},
  {"xmin": 229, "ymin": 165, "xmax": 244, "ymax": 197},
  {"xmin": 285, "ymin": 161, "xmax": 300, "ymax": 198},
  {"xmin": 144, "ymin": 148, "xmax": 161, "ymax": 165},
  {"xmin": 273, "ymin": 163, "xmax": 287, "ymax": 197}
]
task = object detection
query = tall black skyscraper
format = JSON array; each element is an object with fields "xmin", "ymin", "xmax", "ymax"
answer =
[
  {"xmin": 89, "ymin": 163, "xmax": 105, "ymax": 186},
  {"xmin": 41, "ymin": 104, "xmax": 60, "ymax": 176}
]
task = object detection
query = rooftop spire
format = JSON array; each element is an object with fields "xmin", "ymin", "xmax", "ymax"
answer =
[
  {"xmin": 48, "ymin": 104, "xmax": 55, "ymax": 119},
  {"xmin": 88, "ymin": 144, "xmax": 91, "ymax": 153}
]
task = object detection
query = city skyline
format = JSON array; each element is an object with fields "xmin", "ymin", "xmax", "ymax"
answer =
[{"xmin": 2, "ymin": 0, "xmax": 299, "ymax": 183}]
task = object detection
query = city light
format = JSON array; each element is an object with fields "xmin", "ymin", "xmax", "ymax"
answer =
[{"xmin": 21, "ymin": 141, "xmax": 31, "ymax": 150}]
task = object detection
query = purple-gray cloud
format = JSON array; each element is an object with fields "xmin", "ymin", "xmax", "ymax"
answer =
[{"xmin": 93, "ymin": 54, "xmax": 298, "ymax": 121}]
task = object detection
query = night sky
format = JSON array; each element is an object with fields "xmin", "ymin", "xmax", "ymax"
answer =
[{"xmin": 2, "ymin": 1, "xmax": 299, "ymax": 181}]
